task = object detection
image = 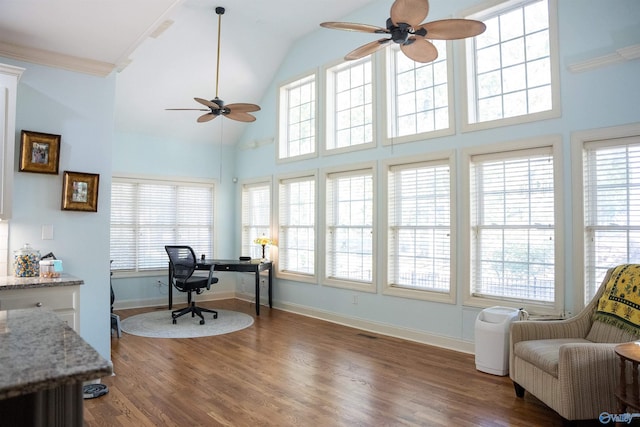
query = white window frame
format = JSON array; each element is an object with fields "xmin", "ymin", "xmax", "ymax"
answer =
[
  {"xmin": 462, "ymin": 135, "xmax": 564, "ymax": 315},
  {"xmin": 571, "ymin": 123, "xmax": 640, "ymax": 310},
  {"xmin": 321, "ymin": 162, "xmax": 376, "ymax": 292},
  {"xmin": 277, "ymin": 71, "xmax": 319, "ymax": 163},
  {"xmin": 382, "ymin": 151, "xmax": 457, "ymax": 304},
  {"xmin": 460, "ymin": 0, "xmax": 561, "ymax": 133},
  {"xmin": 276, "ymin": 170, "xmax": 318, "ymax": 283},
  {"xmin": 110, "ymin": 174, "xmax": 216, "ymax": 277},
  {"xmin": 382, "ymin": 41, "xmax": 455, "ymax": 145},
  {"xmin": 323, "ymin": 57, "xmax": 376, "ymax": 155},
  {"xmin": 240, "ymin": 177, "xmax": 273, "ymax": 261}
]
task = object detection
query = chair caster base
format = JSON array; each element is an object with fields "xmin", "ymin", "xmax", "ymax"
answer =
[
  {"xmin": 213, "ymin": 313, "xmax": 218, "ymax": 319},
  {"xmin": 172, "ymin": 318, "xmax": 177, "ymax": 324},
  {"xmin": 200, "ymin": 319, "xmax": 205, "ymax": 325}
]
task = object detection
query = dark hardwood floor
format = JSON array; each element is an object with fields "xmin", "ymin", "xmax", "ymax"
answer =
[{"xmin": 84, "ymin": 299, "xmax": 574, "ymax": 426}]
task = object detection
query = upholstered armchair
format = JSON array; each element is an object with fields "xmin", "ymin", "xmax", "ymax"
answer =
[{"xmin": 509, "ymin": 266, "xmax": 640, "ymax": 422}]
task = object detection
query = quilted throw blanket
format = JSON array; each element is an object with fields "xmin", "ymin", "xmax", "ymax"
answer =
[{"xmin": 594, "ymin": 264, "xmax": 640, "ymax": 335}]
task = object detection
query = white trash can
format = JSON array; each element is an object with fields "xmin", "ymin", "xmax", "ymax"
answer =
[{"xmin": 475, "ymin": 306, "xmax": 520, "ymax": 376}]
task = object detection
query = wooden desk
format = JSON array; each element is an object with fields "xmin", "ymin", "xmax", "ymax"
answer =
[
  {"xmin": 615, "ymin": 342, "xmax": 640, "ymax": 413},
  {"xmin": 168, "ymin": 259, "xmax": 273, "ymax": 316}
]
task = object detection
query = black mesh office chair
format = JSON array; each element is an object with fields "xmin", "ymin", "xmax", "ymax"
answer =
[{"xmin": 165, "ymin": 245, "xmax": 218, "ymax": 325}]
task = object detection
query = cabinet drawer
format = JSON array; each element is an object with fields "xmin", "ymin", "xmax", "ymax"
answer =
[{"xmin": 0, "ymin": 287, "xmax": 78, "ymax": 311}]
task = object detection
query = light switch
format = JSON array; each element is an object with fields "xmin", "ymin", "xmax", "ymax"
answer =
[{"xmin": 42, "ymin": 224, "xmax": 54, "ymax": 240}]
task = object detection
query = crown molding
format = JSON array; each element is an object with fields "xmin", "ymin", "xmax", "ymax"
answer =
[
  {"xmin": 568, "ymin": 43, "xmax": 640, "ymax": 73},
  {"xmin": 0, "ymin": 41, "xmax": 115, "ymax": 77}
]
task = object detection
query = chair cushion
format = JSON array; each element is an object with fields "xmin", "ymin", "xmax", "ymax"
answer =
[
  {"xmin": 592, "ymin": 264, "xmax": 640, "ymax": 336},
  {"xmin": 514, "ymin": 338, "xmax": 591, "ymax": 377}
]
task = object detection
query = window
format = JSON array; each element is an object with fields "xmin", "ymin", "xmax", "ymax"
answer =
[
  {"xmin": 241, "ymin": 180, "xmax": 272, "ymax": 260},
  {"xmin": 581, "ymin": 136, "xmax": 640, "ymax": 302},
  {"xmin": 386, "ymin": 40, "xmax": 453, "ymax": 142},
  {"xmin": 325, "ymin": 166, "xmax": 374, "ymax": 289},
  {"xmin": 384, "ymin": 153, "xmax": 455, "ymax": 303},
  {"xmin": 110, "ymin": 177, "xmax": 214, "ymax": 274},
  {"xmin": 463, "ymin": 0, "xmax": 559, "ymax": 130},
  {"xmin": 464, "ymin": 137, "xmax": 562, "ymax": 313},
  {"xmin": 277, "ymin": 73, "xmax": 317, "ymax": 161},
  {"xmin": 277, "ymin": 173, "xmax": 316, "ymax": 280},
  {"xmin": 324, "ymin": 58, "xmax": 374, "ymax": 153}
]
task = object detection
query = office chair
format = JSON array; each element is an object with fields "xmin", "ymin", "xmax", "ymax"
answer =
[{"xmin": 165, "ymin": 245, "xmax": 218, "ymax": 325}]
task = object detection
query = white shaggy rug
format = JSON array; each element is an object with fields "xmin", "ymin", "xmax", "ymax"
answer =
[{"xmin": 120, "ymin": 309, "xmax": 254, "ymax": 338}]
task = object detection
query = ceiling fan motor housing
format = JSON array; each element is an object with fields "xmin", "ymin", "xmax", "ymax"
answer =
[{"xmin": 386, "ymin": 18, "xmax": 411, "ymax": 44}]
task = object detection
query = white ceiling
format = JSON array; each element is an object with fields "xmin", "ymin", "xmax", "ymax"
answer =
[{"xmin": 0, "ymin": 0, "xmax": 377, "ymax": 146}]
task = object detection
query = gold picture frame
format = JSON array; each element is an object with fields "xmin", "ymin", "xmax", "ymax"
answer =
[
  {"xmin": 61, "ymin": 171, "xmax": 100, "ymax": 212},
  {"xmin": 19, "ymin": 130, "xmax": 61, "ymax": 174}
]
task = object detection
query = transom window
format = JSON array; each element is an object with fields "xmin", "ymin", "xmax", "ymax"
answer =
[
  {"xmin": 110, "ymin": 177, "xmax": 214, "ymax": 273},
  {"xmin": 241, "ymin": 180, "xmax": 272, "ymax": 260},
  {"xmin": 278, "ymin": 174, "xmax": 316, "ymax": 279},
  {"xmin": 464, "ymin": 0, "xmax": 558, "ymax": 129},
  {"xmin": 325, "ymin": 167, "xmax": 374, "ymax": 288},
  {"xmin": 325, "ymin": 58, "xmax": 374, "ymax": 153},
  {"xmin": 277, "ymin": 73, "xmax": 317, "ymax": 161}
]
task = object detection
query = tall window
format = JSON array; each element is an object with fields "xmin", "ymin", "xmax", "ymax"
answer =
[
  {"xmin": 582, "ymin": 137, "xmax": 640, "ymax": 302},
  {"xmin": 278, "ymin": 173, "xmax": 316, "ymax": 279},
  {"xmin": 277, "ymin": 73, "xmax": 316, "ymax": 161},
  {"xmin": 387, "ymin": 40, "xmax": 452, "ymax": 141},
  {"xmin": 110, "ymin": 177, "xmax": 214, "ymax": 273},
  {"xmin": 386, "ymin": 155, "xmax": 453, "ymax": 302},
  {"xmin": 325, "ymin": 58, "xmax": 374, "ymax": 153},
  {"xmin": 241, "ymin": 180, "xmax": 271, "ymax": 260},
  {"xmin": 467, "ymin": 141, "xmax": 561, "ymax": 312},
  {"xmin": 464, "ymin": 0, "xmax": 558, "ymax": 129},
  {"xmin": 325, "ymin": 167, "xmax": 374, "ymax": 288}
]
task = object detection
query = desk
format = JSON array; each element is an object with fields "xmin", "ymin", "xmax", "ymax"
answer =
[
  {"xmin": 615, "ymin": 342, "xmax": 640, "ymax": 413},
  {"xmin": 168, "ymin": 259, "xmax": 273, "ymax": 316}
]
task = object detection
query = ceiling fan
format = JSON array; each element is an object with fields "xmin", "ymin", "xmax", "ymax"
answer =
[
  {"xmin": 320, "ymin": 0, "xmax": 486, "ymax": 63},
  {"xmin": 166, "ymin": 7, "xmax": 260, "ymax": 123}
]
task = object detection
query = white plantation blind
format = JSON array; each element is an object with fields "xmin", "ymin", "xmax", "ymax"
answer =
[
  {"xmin": 470, "ymin": 147, "xmax": 555, "ymax": 303},
  {"xmin": 388, "ymin": 160, "xmax": 451, "ymax": 292},
  {"xmin": 583, "ymin": 137, "xmax": 640, "ymax": 302},
  {"xmin": 278, "ymin": 175, "xmax": 315, "ymax": 276},
  {"xmin": 241, "ymin": 181, "xmax": 271, "ymax": 259},
  {"xmin": 110, "ymin": 178, "xmax": 214, "ymax": 272},
  {"xmin": 326, "ymin": 169, "xmax": 373, "ymax": 283}
]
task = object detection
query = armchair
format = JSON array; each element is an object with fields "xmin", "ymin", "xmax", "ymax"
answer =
[
  {"xmin": 165, "ymin": 245, "xmax": 219, "ymax": 325},
  {"xmin": 510, "ymin": 265, "xmax": 640, "ymax": 421}
]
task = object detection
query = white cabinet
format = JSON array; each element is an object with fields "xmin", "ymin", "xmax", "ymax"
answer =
[
  {"xmin": 0, "ymin": 286, "xmax": 80, "ymax": 331},
  {"xmin": 0, "ymin": 63, "xmax": 25, "ymax": 220}
]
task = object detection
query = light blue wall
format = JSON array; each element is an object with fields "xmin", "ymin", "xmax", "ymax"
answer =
[
  {"xmin": 2, "ymin": 58, "xmax": 114, "ymax": 361},
  {"xmin": 234, "ymin": 0, "xmax": 640, "ymax": 345}
]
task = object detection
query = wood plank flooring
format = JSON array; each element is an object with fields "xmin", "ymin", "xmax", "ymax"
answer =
[{"xmin": 84, "ymin": 299, "xmax": 572, "ymax": 426}]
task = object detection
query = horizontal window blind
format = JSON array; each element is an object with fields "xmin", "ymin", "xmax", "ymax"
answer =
[
  {"xmin": 241, "ymin": 181, "xmax": 271, "ymax": 260},
  {"xmin": 583, "ymin": 136, "xmax": 640, "ymax": 302},
  {"xmin": 278, "ymin": 175, "xmax": 315, "ymax": 276},
  {"xmin": 470, "ymin": 147, "xmax": 555, "ymax": 302},
  {"xmin": 388, "ymin": 160, "xmax": 451, "ymax": 292},
  {"xmin": 110, "ymin": 178, "xmax": 214, "ymax": 272},
  {"xmin": 326, "ymin": 169, "xmax": 373, "ymax": 283}
]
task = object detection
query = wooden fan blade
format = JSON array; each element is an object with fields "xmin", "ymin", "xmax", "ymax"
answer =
[
  {"xmin": 320, "ymin": 22, "xmax": 388, "ymax": 34},
  {"xmin": 225, "ymin": 111, "xmax": 256, "ymax": 122},
  {"xmin": 165, "ymin": 108, "xmax": 209, "ymax": 111},
  {"xmin": 226, "ymin": 103, "xmax": 261, "ymax": 113},
  {"xmin": 390, "ymin": 0, "xmax": 429, "ymax": 27},
  {"xmin": 345, "ymin": 38, "xmax": 391, "ymax": 61},
  {"xmin": 420, "ymin": 19, "xmax": 486, "ymax": 40},
  {"xmin": 401, "ymin": 38, "xmax": 438, "ymax": 63},
  {"xmin": 197, "ymin": 113, "xmax": 217, "ymax": 123},
  {"xmin": 195, "ymin": 97, "xmax": 221, "ymax": 109}
]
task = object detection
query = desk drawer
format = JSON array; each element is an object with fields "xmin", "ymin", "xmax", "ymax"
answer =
[{"xmin": 0, "ymin": 287, "xmax": 78, "ymax": 311}]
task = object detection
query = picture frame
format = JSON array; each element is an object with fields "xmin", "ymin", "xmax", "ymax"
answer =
[
  {"xmin": 61, "ymin": 171, "xmax": 100, "ymax": 212},
  {"xmin": 19, "ymin": 130, "xmax": 61, "ymax": 174}
]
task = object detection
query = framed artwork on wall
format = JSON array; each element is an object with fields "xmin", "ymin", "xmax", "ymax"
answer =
[
  {"xmin": 61, "ymin": 171, "xmax": 100, "ymax": 212},
  {"xmin": 19, "ymin": 130, "xmax": 61, "ymax": 174}
]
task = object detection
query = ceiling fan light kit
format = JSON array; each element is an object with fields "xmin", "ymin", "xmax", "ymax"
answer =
[
  {"xmin": 166, "ymin": 7, "xmax": 261, "ymax": 123},
  {"xmin": 321, "ymin": 0, "xmax": 486, "ymax": 63}
]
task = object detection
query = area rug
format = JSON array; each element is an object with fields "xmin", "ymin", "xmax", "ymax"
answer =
[{"xmin": 121, "ymin": 309, "xmax": 254, "ymax": 338}]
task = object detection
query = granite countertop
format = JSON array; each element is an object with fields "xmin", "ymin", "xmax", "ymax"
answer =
[
  {"xmin": 0, "ymin": 274, "xmax": 83, "ymax": 290},
  {"xmin": 0, "ymin": 308, "xmax": 112, "ymax": 400}
]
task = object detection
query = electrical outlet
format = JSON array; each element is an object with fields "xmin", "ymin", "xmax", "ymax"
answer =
[{"xmin": 352, "ymin": 295, "xmax": 358, "ymax": 305}]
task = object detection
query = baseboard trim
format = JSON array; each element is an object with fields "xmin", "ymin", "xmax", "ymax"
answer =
[{"xmin": 112, "ymin": 290, "xmax": 236, "ymax": 310}]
